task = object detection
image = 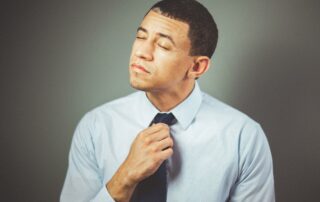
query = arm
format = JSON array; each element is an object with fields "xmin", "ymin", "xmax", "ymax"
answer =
[
  {"xmin": 228, "ymin": 123, "xmax": 275, "ymax": 202},
  {"xmin": 60, "ymin": 114, "xmax": 115, "ymax": 202},
  {"xmin": 106, "ymin": 123, "xmax": 174, "ymax": 202},
  {"xmin": 60, "ymin": 114, "xmax": 173, "ymax": 202}
]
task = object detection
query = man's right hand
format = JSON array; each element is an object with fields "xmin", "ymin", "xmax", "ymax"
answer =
[{"xmin": 106, "ymin": 123, "xmax": 174, "ymax": 202}]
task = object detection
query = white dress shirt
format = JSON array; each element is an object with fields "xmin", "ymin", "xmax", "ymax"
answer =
[{"xmin": 60, "ymin": 82, "xmax": 275, "ymax": 202}]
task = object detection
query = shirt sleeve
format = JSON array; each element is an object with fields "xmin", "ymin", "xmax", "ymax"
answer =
[
  {"xmin": 60, "ymin": 113, "xmax": 115, "ymax": 202},
  {"xmin": 228, "ymin": 122, "xmax": 275, "ymax": 202}
]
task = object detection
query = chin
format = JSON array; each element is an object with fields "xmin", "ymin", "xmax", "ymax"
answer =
[{"xmin": 130, "ymin": 79, "xmax": 149, "ymax": 92}]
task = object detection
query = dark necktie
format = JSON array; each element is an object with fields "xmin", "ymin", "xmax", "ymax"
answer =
[{"xmin": 130, "ymin": 113, "xmax": 176, "ymax": 202}]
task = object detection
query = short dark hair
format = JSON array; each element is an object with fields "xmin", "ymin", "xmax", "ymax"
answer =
[{"xmin": 148, "ymin": 0, "xmax": 218, "ymax": 58}]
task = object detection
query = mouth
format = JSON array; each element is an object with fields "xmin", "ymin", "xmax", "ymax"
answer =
[{"xmin": 131, "ymin": 63, "xmax": 150, "ymax": 74}]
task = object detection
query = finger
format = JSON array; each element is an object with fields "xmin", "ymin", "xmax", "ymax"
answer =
[
  {"xmin": 158, "ymin": 148, "xmax": 173, "ymax": 161},
  {"xmin": 148, "ymin": 128, "xmax": 171, "ymax": 142},
  {"xmin": 155, "ymin": 137, "xmax": 174, "ymax": 151},
  {"xmin": 141, "ymin": 123, "xmax": 169, "ymax": 136}
]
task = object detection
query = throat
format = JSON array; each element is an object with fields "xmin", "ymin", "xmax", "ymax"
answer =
[{"xmin": 146, "ymin": 83, "xmax": 195, "ymax": 112}]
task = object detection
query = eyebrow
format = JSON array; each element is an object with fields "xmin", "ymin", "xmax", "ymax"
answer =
[{"xmin": 137, "ymin": 26, "xmax": 176, "ymax": 46}]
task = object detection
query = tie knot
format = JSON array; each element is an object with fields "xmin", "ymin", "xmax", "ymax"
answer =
[{"xmin": 151, "ymin": 113, "xmax": 177, "ymax": 126}]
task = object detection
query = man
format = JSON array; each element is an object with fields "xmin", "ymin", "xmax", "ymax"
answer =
[{"xmin": 61, "ymin": 0, "xmax": 275, "ymax": 201}]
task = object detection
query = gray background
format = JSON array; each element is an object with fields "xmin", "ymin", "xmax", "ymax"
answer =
[{"xmin": 1, "ymin": 0, "xmax": 319, "ymax": 201}]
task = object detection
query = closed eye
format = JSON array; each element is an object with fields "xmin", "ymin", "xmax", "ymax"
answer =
[
  {"xmin": 136, "ymin": 35, "xmax": 146, "ymax": 40},
  {"xmin": 158, "ymin": 44, "xmax": 169, "ymax": 50}
]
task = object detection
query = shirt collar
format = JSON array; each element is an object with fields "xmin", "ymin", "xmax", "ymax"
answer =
[{"xmin": 138, "ymin": 82, "xmax": 203, "ymax": 130}]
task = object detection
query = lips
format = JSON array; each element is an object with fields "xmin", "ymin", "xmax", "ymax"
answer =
[{"xmin": 131, "ymin": 63, "xmax": 150, "ymax": 73}]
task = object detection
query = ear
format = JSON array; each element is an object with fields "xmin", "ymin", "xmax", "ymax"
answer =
[{"xmin": 187, "ymin": 56, "xmax": 210, "ymax": 79}]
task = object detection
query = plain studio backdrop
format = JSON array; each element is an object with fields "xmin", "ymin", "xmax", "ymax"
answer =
[{"xmin": 1, "ymin": 0, "xmax": 319, "ymax": 201}]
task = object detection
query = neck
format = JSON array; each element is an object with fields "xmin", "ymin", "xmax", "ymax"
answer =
[{"xmin": 146, "ymin": 81, "xmax": 195, "ymax": 112}]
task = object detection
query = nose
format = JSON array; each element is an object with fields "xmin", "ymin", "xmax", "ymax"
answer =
[{"xmin": 134, "ymin": 40, "xmax": 154, "ymax": 61}]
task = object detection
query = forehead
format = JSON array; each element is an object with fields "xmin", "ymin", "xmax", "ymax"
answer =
[{"xmin": 139, "ymin": 11, "xmax": 190, "ymax": 43}]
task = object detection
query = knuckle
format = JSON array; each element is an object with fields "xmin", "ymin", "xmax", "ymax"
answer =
[
  {"xmin": 168, "ymin": 138, "xmax": 174, "ymax": 146},
  {"xmin": 150, "ymin": 145, "xmax": 158, "ymax": 153},
  {"xmin": 144, "ymin": 137, "xmax": 151, "ymax": 144},
  {"xmin": 167, "ymin": 148, "xmax": 173, "ymax": 155},
  {"xmin": 159, "ymin": 123, "xmax": 169, "ymax": 130},
  {"xmin": 146, "ymin": 145, "xmax": 157, "ymax": 154},
  {"xmin": 138, "ymin": 131, "xmax": 145, "ymax": 138}
]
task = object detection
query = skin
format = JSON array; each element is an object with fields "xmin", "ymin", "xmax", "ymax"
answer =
[{"xmin": 106, "ymin": 10, "xmax": 210, "ymax": 202}]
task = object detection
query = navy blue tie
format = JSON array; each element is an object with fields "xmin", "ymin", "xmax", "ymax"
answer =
[{"xmin": 130, "ymin": 113, "xmax": 176, "ymax": 202}]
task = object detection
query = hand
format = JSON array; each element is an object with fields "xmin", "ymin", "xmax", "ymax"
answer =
[
  {"xmin": 106, "ymin": 123, "xmax": 173, "ymax": 202},
  {"xmin": 124, "ymin": 123, "xmax": 174, "ymax": 183}
]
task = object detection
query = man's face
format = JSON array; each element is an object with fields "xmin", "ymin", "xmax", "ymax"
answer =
[{"xmin": 129, "ymin": 11, "xmax": 194, "ymax": 93}]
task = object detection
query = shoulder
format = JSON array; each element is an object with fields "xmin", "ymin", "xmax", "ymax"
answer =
[
  {"xmin": 88, "ymin": 91, "xmax": 140, "ymax": 117},
  {"xmin": 200, "ymin": 92, "xmax": 259, "ymax": 127},
  {"xmin": 93, "ymin": 91, "xmax": 141, "ymax": 113},
  {"xmin": 200, "ymin": 91, "xmax": 271, "ymax": 158},
  {"xmin": 199, "ymin": 92, "xmax": 267, "ymax": 144},
  {"xmin": 76, "ymin": 91, "xmax": 141, "ymax": 131}
]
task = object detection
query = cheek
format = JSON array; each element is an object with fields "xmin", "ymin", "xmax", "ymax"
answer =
[
  {"xmin": 154, "ymin": 55, "xmax": 177, "ymax": 75},
  {"xmin": 129, "ymin": 42, "xmax": 137, "ymax": 59},
  {"xmin": 155, "ymin": 50, "xmax": 181, "ymax": 66},
  {"xmin": 156, "ymin": 53, "xmax": 191, "ymax": 73},
  {"xmin": 130, "ymin": 40, "xmax": 141, "ymax": 58}
]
